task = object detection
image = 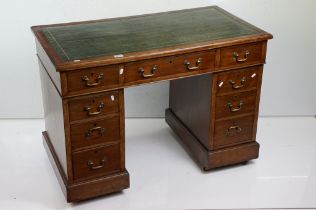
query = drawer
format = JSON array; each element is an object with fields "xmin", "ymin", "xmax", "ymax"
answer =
[
  {"xmin": 219, "ymin": 42, "xmax": 265, "ymax": 68},
  {"xmin": 72, "ymin": 144, "xmax": 121, "ymax": 181},
  {"xmin": 216, "ymin": 66, "xmax": 262, "ymax": 95},
  {"xmin": 124, "ymin": 51, "xmax": 215, "ymax": 84},
  {"xmin": 70, "ymin": 116, "xmax": 120, "ymax": 150},
  {"xmin": 213, "ymin": 115, "xmax": 254, "ymax": 148},
  {"xmin": 65, "ymin": 65, "xmax": 119, "ymax": 94},
  {"xmin": 215, "ymin": 90, "xmax": 257, "ymax": 119},
  {"xmin": 68, "ymin": 91, "xmax": 119, "ymax": 122}
]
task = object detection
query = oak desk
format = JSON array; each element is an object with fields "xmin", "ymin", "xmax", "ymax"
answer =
[{"xmin": 32, "ymin": 6, "xmax": 272, "ymax": 202}]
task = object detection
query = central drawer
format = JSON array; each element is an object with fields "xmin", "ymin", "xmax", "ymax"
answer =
[{"xmin": 124, "ymin": 51, "xmax": 215, "ymax": 84}]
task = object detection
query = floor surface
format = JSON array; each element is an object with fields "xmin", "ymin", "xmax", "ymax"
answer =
[{"xmin": 0, "ymin": 117, "xmax": 315, "ymax": 209}]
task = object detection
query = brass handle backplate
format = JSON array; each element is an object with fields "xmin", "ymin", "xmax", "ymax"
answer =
[
  {"xmin": 139, "ymin": 65, "xmax": 158, "ymax": 78},
  {"xmin": 84, "ymin": 102, "xmax": 105, "ymax": 116},
  {"xmin": 225, "ymin": 125, "xmax": 242, "ymax": 136},
  {"xmin": 85, "ymin": 126, "xmax": 106, "ymax": 138},
  {"xmin": 87, "ymin": 157, "xmax": 107, "ymax": 170},
  {"xmin": 184, "ymin": 58, "xmax": 202, "ymax": 70},
  {"xmin": 82, "ymin": 73, "xmax": 104, "ymax": 87},
  {"xmin": 227, "ymin": 101, "xmax": 243, "ymax": 112},
  {"xmin": 233, "ymin": 50, "xmax": 250, "ymax": 63},
  {"xmin": 229, "ymin": 77, "xmax": 246, "ymax": 89}
]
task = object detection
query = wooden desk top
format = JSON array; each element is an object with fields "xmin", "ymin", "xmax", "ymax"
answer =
[{"xmin": 32, "ymin": 6, "xmax": 272, "ymax": 71}]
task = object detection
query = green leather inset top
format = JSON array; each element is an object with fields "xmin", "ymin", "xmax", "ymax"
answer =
[{"xmin": 42, "ymin": 7, "xmax": 261, "ymax": 61}]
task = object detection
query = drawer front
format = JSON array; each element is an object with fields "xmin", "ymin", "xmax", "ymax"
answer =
[
  {"xmin": 68, "ymin": 91, "xmax": 119, "ymax": 122},
  {"xmin": 213, "ymin": 115, "xmax": 254, "ymax": 148},
  {"xmin": 215, "ymin": 90, "xmax": 257, "ymax": 119},
  {"xmin": 73, "ymin": 144, "xmax": 121, "ymax": 181},
  {"xmin": 124, "ymin": 51, "xmax": 215, "ymax": 84},
  {"xmin": 70, "ymin": 116, "xmax": 120, "ymax": 150},
  {"xmin": 65, "ymin": 65, "xmax": 119, "ymax": 94},
  {"xmin": 220, "ymin": 42, "xmax": 264, "ymax": 68},
  {"xmin": 216, "ymin": 66, "xmax": 261, "ymax": 95}
]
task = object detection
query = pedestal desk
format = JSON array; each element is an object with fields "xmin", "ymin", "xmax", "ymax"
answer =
[{"xmin": 32, "ymin": 6, "xmax": 273, "ymax": 202}]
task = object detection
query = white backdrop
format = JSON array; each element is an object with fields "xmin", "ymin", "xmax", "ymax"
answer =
[{"xmin": 0, "ymin": 0, "xmax": 315, "ymax": 118}]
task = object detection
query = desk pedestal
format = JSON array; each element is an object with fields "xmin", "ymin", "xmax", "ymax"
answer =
[{"xmin": 167, "ymin": 68, "xmax": 262, "ymax": 170}]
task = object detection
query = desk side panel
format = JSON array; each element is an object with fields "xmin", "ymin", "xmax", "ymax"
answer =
[
  {"xmin": 169, "ymin": 74, "xmax": 212, "ymax": 148},
  {"xmin": 39, "ymin": 60, "xmax": 67, "ymax": 176},
  {"xmin": 36, "ymin": 38, "xmax": 62, "ymax": 94}
]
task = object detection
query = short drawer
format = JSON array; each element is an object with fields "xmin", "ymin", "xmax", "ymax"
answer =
[
  {"xmin": 68, "ymin": 91, "xmax": 119, "ymax": 122},
  {"xmin": 216, "ymin": 66, "xmax": 262, "ymax": 95},
  {"xmin": 124, "ymin": 51, "xmax": 215, "ymax": 84},
  {"xmin": 215, "ymin": 90, "xmax": 257, "ymax": 119},
  {"xmin": 219, "ymin": 42, "xmax": 265, "ymax": 68},
  {"xmin": 72, "ymin": 144, "xmax": 121, "ymax": 181},
  {"xmin": 213, "ymin": 115, "xmax": 254, "ymax": 148},
  {"xmin": 65, "ymin": 65, "xmax": 119, "ymax": 94},
  {"xmin": 70, "ymin": 116, "xmax": 120, "ymax": 150}
]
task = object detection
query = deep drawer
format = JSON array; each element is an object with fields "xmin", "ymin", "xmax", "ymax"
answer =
[
  {"xmin": 68, "ymin": 91, "xmax": 119, "ymax": 122},
  {"xmin": 213, "ymin": 115, "xmax": 255, "ymax": 148},
  {"xmin": 219, "ymin": 42, "xmax": 265, "ymax": 68},
  {"xmin": 215, "ymin": 90, "xmax": 257, "ymax": 119},
  {"xmin": 65, "ymin": 65, "xmax": 119, "ymax": 95},
  {"xmin": 124, "ymin": 51, "xmax": 215, "ymax": 84},
  {"xmin": 72, "ymin": 144, "xmax": 121, "ymax": 181},
  {"xmin": 216, "ymin": 66, "xmax": 262, "ymax": 95},
  {"xmin": 70, "ymin": 116, "xmax": 120, "ymax": 150}
]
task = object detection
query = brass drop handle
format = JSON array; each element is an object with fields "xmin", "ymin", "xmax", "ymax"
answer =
[
  {"xmin": 226, "ymin": 125, "xmax": 242, "ymax": 136},
  {"xmin": 233, "ymin": 50, "xmax": 250, "ymax": 62},
  {"xmin": 229, "ymin": 77, "xmax": 246, "ymax": 89},
  {"xmin": 184, "ymin": 58, "xmax": 202, "ymax": 70},
  {"xmin": 84, "ymin": 102, "xmax": 105, "ymax": 116},
  {"xmin": 85, "ymin": 126, "xmax": 106, "ymax": 138},
  {"xmin": 139, "ymin": 65, "xmax": 158, "ymax": 78},
  {"xmin": 82, "ymin": 73, "xmax": 104, "ymax": 87},
  {"xmin": 87, "ymin": 157, "xmax": 106, "ymax": 170},
  {"xmin": 227, "ymin": 101, "xmax": 243, "ymax": 112}
]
